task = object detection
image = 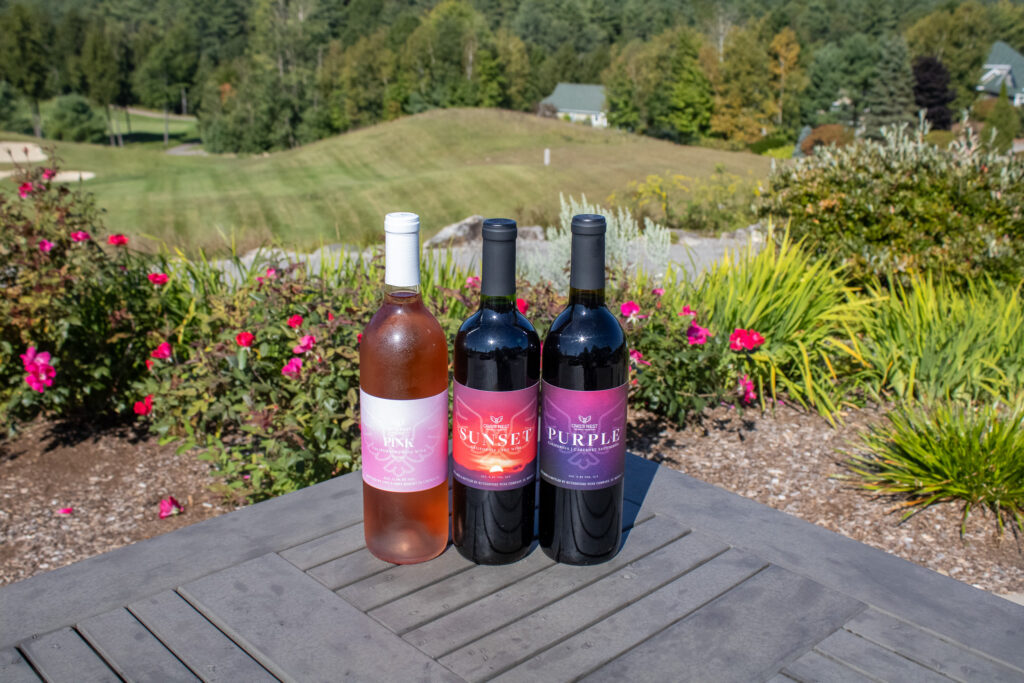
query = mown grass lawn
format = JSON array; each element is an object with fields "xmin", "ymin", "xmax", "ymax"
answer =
[{"xmin": 1, "ymin": 108, "xmax": 770, "ymax": 252}]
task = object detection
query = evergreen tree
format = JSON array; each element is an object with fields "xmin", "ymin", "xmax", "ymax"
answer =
[
  {"xmin": 912, "ymin": 56, "xmax": 954, "ymax": 130},
  {"xmin": 663, "ymin": 30, "xmax": 712, "ymax": 143},
  {"xmin": 838, "ymin": 33, "xmax": 879, "ymax": 127},
  {"xmin": 0, "ymin": 4, "xmax": 54, "ymax": 137},
  {"xmin": 862, "ymin": 35, "xmax": 916, "ymax": 138},
  {"xmin": 803, "ymin": 43, "xmax": 845, "ymax": 124},
  {"xmin": 982, "ymin": 83, "xmax": 1020, "ymax": 153}
]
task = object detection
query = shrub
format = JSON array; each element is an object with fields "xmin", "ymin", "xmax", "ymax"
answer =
[
  {"xmin": 798, "ymin": 124, "xmax": 853, "ymax": 156},
  {"xmin": 748, "ymin": 134, "xmax": 792, "ymax": 155},
  {"xmin": 0, "ymin": 81, "xmax": 32, "ymax": 135},
  {"xmin": 615, "ymin": 168, "xmax": 759, "ymax": 235},
  {"xmin": 847, "ymin": 401, "xmax": 1024, "ymax": 534},
  {"xmin": 851, "ymin": 275, "xmax": 1024, "ymax": 405},
  {"xmin": 45, "ymin": 95, "xmax": 107, "ymax": 143},
  {"xmin": 0, "ymin": 160, "xmax": 168, "ymax": 431},
  {"xmin": 619, "ymin": 229, "xmax": 870, "ymax": 422},
  {"xmin": 139, "ymin": 249, "xmax": 475, "ymax": 501},
  {"xmin": 923, "ymin": 129, "xmax": 954, "ymax": 148},
  {"xmin": 757, "ymin": 122, "xmax": 1024, "ymax": 285},
  {"xmin": 762, "ymin": 145, "xmax": 794, "ymax": 159},
  {"xmin": 518, "ymin": 194, "xmax": 671, "ymax": 288}
]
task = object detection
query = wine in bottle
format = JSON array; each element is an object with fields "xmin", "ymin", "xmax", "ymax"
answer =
[
  {"xmin": 360, "ymin": 212, "xmax": 449, "ymax": 565},
  {"xmin": 538, "ymin": 213, "xmax": 628, "ymax": 565},
  {"xmin": 452, "ymin": 218, "xmax": 541, "ymax": 564}
]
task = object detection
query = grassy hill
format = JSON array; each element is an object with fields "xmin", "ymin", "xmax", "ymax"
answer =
[{"xmin": 1, "ymin": 109, "xmax": 770, "ymax": 252}]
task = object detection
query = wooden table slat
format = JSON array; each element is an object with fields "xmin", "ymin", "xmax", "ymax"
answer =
[
  {"xmin": 336, "ymin": 545, "xmax": 476, "ymax": 612},
  {"xmin": 129, "ymin": 590, "xmax": 276, "ymax": 683},
  {"xmin": 440, "ymin": 531, "xmax": 729, "ymax": 682},
  {"xmin": 278, "ymin": 522, "xmax": 366, "ymax": 571},
  {"xmin": 491, "ymin": 547, "xmax": 766, "ymax": 683},
  {"xmin": 305, "ymin": 547, "xmax": 395, "ymax": 590},
  {"xmin": 18, "ymin": 627, "xmax": 118, "ymax": 682},
  {"xmin": 179, "ymin": 552, "xmax": 462, "ymax": 682},
  {"xmin": 400, "ymin": 514, "xmax": 689, "ymax": 658},
  {"xmin": 782, "ymin": 650, "xmax": 876, "ymax": 683},
  {"xmin": 582, "ymin": 565, "xmax": 865, "ymax": 682},
  {"xmin": 0, "ymin": 648, "xmax": 41, "ymax": 682},
  {"xmin": 845, "ymin": 608, "xmax": 1024, "ymax": 681},
  {"xmin": 814, "ymin": 629, "xmax": 958, "ymax": 683},
  {"xmin": 77, "ymin": 608, "xmax": 200, "ymax": 682}
]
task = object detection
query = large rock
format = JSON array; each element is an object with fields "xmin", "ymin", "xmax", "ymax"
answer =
[{"xmin": 424, "ymin": 215, "xmax": 484, "ymax": 248}]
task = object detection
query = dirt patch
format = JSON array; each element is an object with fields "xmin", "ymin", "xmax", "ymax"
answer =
[
  {"xmin": 0, "ymin": 418, "xmax": 234, "ymax": 587},
  {"xmin": 628, "ymin": 403, "xmax": 1024, "ymax": 596}
]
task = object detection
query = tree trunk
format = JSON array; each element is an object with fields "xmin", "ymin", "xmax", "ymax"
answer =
[
  {"xmin": 32, "ymin": 100, "xmax": 42, "ymax": 138},
  {"xmin": 124, "ymin": 106, "xmax": 132, "ymax": 135},
  {"xmin": 105, "ymin": 105, "xmax": 115, "ymax": 146},
  {"xmin": 181, "ymin": 87, "xmax": 188, "ymax": 115},
  {"xmin": 163, "ymin": 106, "xmax": 169, "ymax": 146},
  {"xmin": 111, "ymin": 107, "xmax": 124, "ymax": 147}
]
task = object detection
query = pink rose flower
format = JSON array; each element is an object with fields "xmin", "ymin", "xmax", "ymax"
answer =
[
  {"xmin": 159, "ymin": 496, "xmax": 184, "ymax": 519},
  {"xmin": 629, "ymin": 349, "xmax": 651, "ymax": 366},
  {"xmin": 21, "ymin": 346, "xmax": 56, "ymax": 392},
  {"xmin": 357, "ymin": 333, "xmax": 363, "ymax": 344},
  {"xmin": 738, "ymin": 374, "xmax": 757, "ymax": 404},
  {"xmin": 150, "ymin": 342, "xmax": 172, "ymax": 360},
  {"xmin": 134, "ymin": 394, "xmax": 154, "ymax": 416},
  {"xmin": 620, "ymin": 301, "xmax": 648, "ymax": 321},
  {"xmin": 281, "ymin": 357, "xmax": 303, "ymax": 377},
  {"xmin": 686, "ymin": 323, "xmax": 710, "ymax": 346},
  {"xmin": 287, "ymin": 314, "xmax": 303, "ymax": 329},
  {"xmin": 57, "ymin": 507, "xmax": 73, "ymax": 515},
  {"xmin": 145, "ymin": 359, "xmax": 154, "ymax": 371},
  {"xmin": 18, "ymin": 182, "xmax": 33, "ymax": 199},
  {"xmin": 730, "ymin": 328, "xmax": 765, "ymax": 351},
  {"xmin": 38, "ymin": 239, "xmax": 54, "ymax": 253},
  {"xmin": 70, "ymin": 230, "xmax": 90, "ymax": 242},
  {"xmin": 148, "ymin": 273, "xmax": 169, "ymax": 285},
  {"xmin": 108, "ymin": 234, "xmax": 128, "ymax": 246},
  {"xmin": 236, "ymin": 331, "xmax": 254, "ymax": 347},
  {"xmin": 516, "ymin": 298, "xmax": 528, "ymax": 315},
  {"xmin": 328, "ymin": 312, "xmax": 334, "ymax": 321},
  {"xmin": 652, "ymin": 288, "xmax": 665, "ymax": 296},
  {"xmin": 466, "ymin": 276, "xmax": 481, "ymax": 288},
  {"xmin": 292, "ymin": 335, "xmax": 316, "ymax": 354},
  {"xmin": 678, "ymin": 305, "xmax": 698, "ymax": 319},
  {"xmin": 43, "ymin": 168, "xmax": 56, "ymax": 180}
]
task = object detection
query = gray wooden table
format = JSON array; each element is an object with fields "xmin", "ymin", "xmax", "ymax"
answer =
[{"xmin": 1, "ymin": 455, "xmax": 1022, "ymax": 682}]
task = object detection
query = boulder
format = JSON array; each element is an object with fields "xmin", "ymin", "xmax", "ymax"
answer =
[{"xmin": 423, "ymin": 215, "xmax": 484, "ymax": 248}]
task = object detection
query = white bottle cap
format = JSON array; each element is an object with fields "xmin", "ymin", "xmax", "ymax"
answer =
[{"xmin": 384, "ymin": 212, "xmax": 420, "ymax": 287}]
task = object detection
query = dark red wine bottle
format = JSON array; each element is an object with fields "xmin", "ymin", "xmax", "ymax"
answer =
[
  {"xmin": 452, "ymin": 218, "xmax": 541, "ymax": 564},
  {"xmin": 538, "ymin": 214, "xmax": 627, "ymax": 565}
]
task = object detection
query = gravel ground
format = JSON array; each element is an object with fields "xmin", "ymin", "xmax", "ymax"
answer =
[
  {"xmin": 2, "ymin": 407, "xmax": 1021, "ymax": 598},
  {"xmin": 627, "ymin": 403, "xmax": 1024, "ymax": 596}
]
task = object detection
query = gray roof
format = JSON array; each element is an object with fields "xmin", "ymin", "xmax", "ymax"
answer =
[
  {"xmin": 977, "ymin": 41, "xmax": 1024, "ymax": 96},
  {"xmin": 541, "ymin": 83, "xmax": 606, "ymax": 114}
]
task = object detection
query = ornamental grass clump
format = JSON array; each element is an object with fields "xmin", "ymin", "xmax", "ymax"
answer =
[
  {"xmin": 853, "ymin": 274, "xmax": 1024, "ymax": 405},
  {"xmin": 847, "ymin": 402, "xmax": 1024, "ymax": 534}
]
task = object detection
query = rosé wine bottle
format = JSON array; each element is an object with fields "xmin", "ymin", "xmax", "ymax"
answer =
[{"xmin": 360, "ymin": 212, "xmax": 449, "ymax": 564}]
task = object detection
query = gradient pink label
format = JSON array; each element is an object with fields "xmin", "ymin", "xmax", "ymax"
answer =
[
  {"xmin": 360, "ymin": 388, "xmax": 448, "ymax": 492},
  {"xmin": 452, "ymin": 381, "xmax": 538, "ymax": 491},
  {"xmin": 540, "ymin": 381, "xmax": 627, "ymax": 490}
]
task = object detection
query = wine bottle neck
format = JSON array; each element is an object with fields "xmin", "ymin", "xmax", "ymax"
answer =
[
  {"xmin": 481, "ymin": 234, "xmax": 516, "ymax": 298},
  {"xmin": 568, "ymin": 288, "xmax": 605, "ymax": 306},
  {"xmin": 385, "ymin": 230, "xmax": 419, "ymax": 288},
  {"xmin": 569, "ymin": 231, "xmax": 604, "ymax": 292}
]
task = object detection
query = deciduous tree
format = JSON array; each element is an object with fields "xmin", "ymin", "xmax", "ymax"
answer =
[
  {"xmin": 769, "ymin": 27, "xmax": 808, "ymax": 131},
  {"xmin": 0, "ymin": 4, "xmax": 54, "ymax": 137}
]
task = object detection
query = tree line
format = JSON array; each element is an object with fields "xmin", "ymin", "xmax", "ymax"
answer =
[{"xmin": 0, "ymin": 0, "xmax": 1022, "ymax": 153}]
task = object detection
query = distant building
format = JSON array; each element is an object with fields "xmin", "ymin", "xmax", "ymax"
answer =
[
  {"xmin": 977, "ymin": 41, "xmax": 1024, "ymax": 107},
  {"xmin": 540, "ymin": 83, "xmax": 608, "ymax": 127}
]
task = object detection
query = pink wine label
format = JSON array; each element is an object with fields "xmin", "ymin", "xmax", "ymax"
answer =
[
  {"xmin": 540, "ymin": 381, "xmax": 627, "ymax": 490},
  {"xmin": 360, "ymin": 388, "xmax": 448, "ymax": 492},
  {"xmin": 452, "ymin": 381, "xmax": 539, "ymax": 491}
]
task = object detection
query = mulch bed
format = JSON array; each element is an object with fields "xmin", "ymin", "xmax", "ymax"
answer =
[{"xmin": 2, "ymin": 407, "xmax": 1021, "ymax": 596}]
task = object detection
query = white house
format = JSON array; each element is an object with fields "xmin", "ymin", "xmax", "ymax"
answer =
[{"xmin": 540, "ymin": 83, "xmax": 608, "ymax": 127}]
